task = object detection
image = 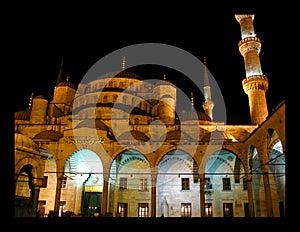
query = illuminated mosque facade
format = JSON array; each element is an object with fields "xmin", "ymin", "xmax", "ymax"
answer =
[{"xmin": 14, "ymin": 15, "xmax": 286, "ymax": 217}]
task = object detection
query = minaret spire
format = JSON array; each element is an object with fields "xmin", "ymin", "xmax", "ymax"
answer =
[
  {"xmin": 235, "ymin": 14, "xmax": 269, "ymax": 125},
  {"xmin": 55, "ymin": 59, "xmax": 64, "ymax": 88},
  {"xmin": 203, "ymin": 56, "xmax": 211, "ymax": 90},
  {"xmin": 202, "ymin": 57, "xmax": 214, "ymax": 120}
]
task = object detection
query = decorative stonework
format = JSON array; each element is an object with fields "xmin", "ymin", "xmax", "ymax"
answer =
[
  {"xmin": 242, "ymin": 76, "xmax": 269, "ymax": 93},
  {"xmin": 238, "ymin": 37, "xmax": 261, "ymax": 56},
  {"xmin": 64, "ymin": 136, "xmax": 105, "ymax": 145}
]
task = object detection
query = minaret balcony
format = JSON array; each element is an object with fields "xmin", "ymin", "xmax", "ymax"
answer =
[
  {"xmin": 238, "ymin": 36, "xmax": 261, "ymax": 56},
  {"xmin": 242, "ymin": 74, "xmax": 269, "ymax": 92},
  {"xmin": 238, "ymin": 36, "xmax": 261, "ymax": 46},
  {"xmin": 244, "ymin": 74, "xmax": 268, "ymax": 82}
]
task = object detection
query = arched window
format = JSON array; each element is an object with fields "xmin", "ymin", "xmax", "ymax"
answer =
[
  {"xmin": 103, "ymin": 95, "xmax": 108, "ymax": 103},
  {"xmin": 123, "ymin": 96, "xmax": 127, "ymax": 104},
  {"xmin": 113, "ymin": 94, "xmax": 118, "ymax": 102}
]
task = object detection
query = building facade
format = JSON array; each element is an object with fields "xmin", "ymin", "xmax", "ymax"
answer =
[{"xmin": 14, "ymin": 14, "xmax": 286, "ymax": 218}]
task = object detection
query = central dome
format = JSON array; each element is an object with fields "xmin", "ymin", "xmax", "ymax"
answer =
[{"xmin": 114, "ymin": 70, "xmax": 144, "ymax": 80}]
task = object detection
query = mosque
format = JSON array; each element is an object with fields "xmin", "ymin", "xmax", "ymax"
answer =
[{"xmin": 14, "ymin": 14, "xmax": 286, "ymax": 218}]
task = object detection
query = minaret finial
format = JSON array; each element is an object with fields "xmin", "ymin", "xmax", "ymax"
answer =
[{"xmin": 122, "ymin": 56, "xmax": 126, "ymax": 71}]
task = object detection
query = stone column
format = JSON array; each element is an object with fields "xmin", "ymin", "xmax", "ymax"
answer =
[
  {"xmin": 260, "ymin": 135, "xmax": 273, "ymax": 217},
  {"xmin": 31, "ymin": 185, "xmax": 40, "ymax": 217},
  {"xmin": 53, "ymin": 173, "xmax": 63, "ymax": 217},
  {"xmin": 246, "ymin": 173, "xmax": 254, "ymax": 217},
  {"xmin": 151, "ymin": 168, "xmax": 157, "ymax": 217},
  {"xmin": 262, "ymin": 168, "xmax": 273, "ymax": 217},
  {"xmin": 101, "ymin": 170, "xmax": 110, "ymax": 216},
  {"xmin": 199, "ymin": 174, "xmax": 205, "ymax": 217}
]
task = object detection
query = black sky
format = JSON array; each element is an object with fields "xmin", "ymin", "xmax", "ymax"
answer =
[{"xmin": 13, "ymin": 1, "xmax": 288, "ymax": 125}]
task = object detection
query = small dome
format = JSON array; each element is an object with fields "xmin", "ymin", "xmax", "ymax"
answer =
[
  {"xmin": 15, "ymin": 133, "xmax": 40, "ymax": 152},
  {"xmin": 57, "ymin": 81, "xmax": 76, "ymax": 89},
  {"xmin": 155, "ymin": 79, "xmax": 175, "ymax": 86},
  {"xmin": 15, "ymin": 110, "xmax": 31, "ymax": 121},
  {"xmin": 35, "ymin": 95, "xmax": 46, "ymax": 99},
  {"xmin": 33, "ymin": 130, "xmax": 63, "ymax": 141},
  {"xmin": 202, "ymin": 130, "xmax": 236, "ymax": 142},
  {"xmin": 160, "ymin": 94, "xmax": 175, "ymax": 99},
  {"xmin": 75, "ymin": 119, "xmax": 111, "ymax": 132},
  {"xmin": 117, "ymin": 130, "xmax": 149, "ymax": 142}
]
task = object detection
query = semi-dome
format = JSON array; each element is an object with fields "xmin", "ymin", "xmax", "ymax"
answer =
[
  {"xmin": 15, "ymin": 133, "xmax": 40, "ymax": 153},
  {"xmin": 75, "ymin": 119, "xmax": 112, "ymax": 132},
  {"xmin": 178, "ymin": 109, "xmax": 212, "ymax": 122},
  {"xmin": 202, "ymin": 130, "xmax": 237, "ymax": 142},
  {"xmin": 57, "ymin": 80, "xmax": 76, "ymax": 89},
  {"xmin": 33, "ymin": 130, "xmax": 63, "ymax": 141},
  {"xmin": 117, "ymin": 130, "xmax": 150, "ymax": 142}
]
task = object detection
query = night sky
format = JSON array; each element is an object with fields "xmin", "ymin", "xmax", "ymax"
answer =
[{"xmin": 13, "ymin": 2, "xmax": 287, "ymax": 125}]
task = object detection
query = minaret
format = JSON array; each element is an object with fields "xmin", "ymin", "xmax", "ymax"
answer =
[
  {"xmin": 49, "ymin": 60, "xmax": 76, "ymax": 117},
  {"xmin": 235, "ymin": 14, "xmax": 269, "ymax": 125},
  {"xmin": 202, "ymin": 57, "xmax": 214, "ymax": 121}
]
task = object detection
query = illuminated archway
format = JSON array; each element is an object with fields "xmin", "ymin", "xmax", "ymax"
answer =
[
  {"xmin": 204, "ymin": 149, "xmax": 248, "ymax": 217},
  {"xmin": 108, "ymin": 149, "xmax": 151, "ymax": 217},
  {"xmin": 157, "ymin": 149, "xmax": 198, "ymax": 217}
]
